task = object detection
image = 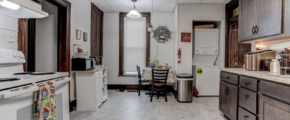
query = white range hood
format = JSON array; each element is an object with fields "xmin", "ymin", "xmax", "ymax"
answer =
[{"xmin": 0, "ymin": 0, "xmax": 48, "ymax": 18}]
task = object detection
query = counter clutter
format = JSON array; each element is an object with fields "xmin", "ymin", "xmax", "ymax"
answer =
[{"xmin": 220, "ymin": 68, "xmax": 290, "ymax": 85}]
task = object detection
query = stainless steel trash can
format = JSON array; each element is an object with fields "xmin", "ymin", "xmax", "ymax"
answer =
[{"xmin": 176, "ymin": 73, "xmax": 194, "ymax": 103}]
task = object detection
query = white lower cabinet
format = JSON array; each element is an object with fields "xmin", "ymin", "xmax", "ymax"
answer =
[{"xmin": 74, "ymin": 68, "xmax": 108, "ymax": 111}]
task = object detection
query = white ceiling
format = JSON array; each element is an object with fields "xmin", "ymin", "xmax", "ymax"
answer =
[{"xmin": 89, "ymin": 0, "xmax": 231, "ymax": 13}]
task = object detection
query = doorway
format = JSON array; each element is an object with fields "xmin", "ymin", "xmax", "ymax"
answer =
[{"xmin": 91, "ymin": 4, "xmax": 103, "ymax": 63}]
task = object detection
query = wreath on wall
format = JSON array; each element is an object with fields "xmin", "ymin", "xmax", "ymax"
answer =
[{"xmin": 152, "ymin": 26, "xmax": 172, "ymax": 43}]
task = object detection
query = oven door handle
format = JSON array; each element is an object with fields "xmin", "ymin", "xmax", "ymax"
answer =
[{"xmin": 0, "ymin": 78, "xmax": 70, "ymax": 100}]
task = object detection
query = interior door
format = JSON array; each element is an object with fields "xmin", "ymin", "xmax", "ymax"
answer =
[
  {"xmin": 239, "ymin": 0, "xmax": 258, "ymax": 42},
  {"xmin": 91, "ymin": 4, "xmax": 103, "ymax": 61},
  {"xmin": 255, "ymin": 0, "xmax": 283, "ymax": 38}
]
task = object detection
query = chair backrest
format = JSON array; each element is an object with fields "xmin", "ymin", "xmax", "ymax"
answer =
[
  {"xmin": 136, "ymin": 65, "xmax": 141, "ymax": 80},
  {"xmin": 151, "ymin": 69, "xmax": 169, "ymax": 86}
]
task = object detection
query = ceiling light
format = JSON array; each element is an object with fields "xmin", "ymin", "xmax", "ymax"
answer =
[
  {"xmin": 0, "ymin": 0, "xmax": 20, "ymax": 10},
  {"xmin": 127, "ymin": 0, "xmax": 141, "ymax": 19}
]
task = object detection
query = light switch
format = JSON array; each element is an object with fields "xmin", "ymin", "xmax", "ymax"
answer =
[{"xmin": 7, "ymin": 31, "xmax": 15, "ymax": 43}]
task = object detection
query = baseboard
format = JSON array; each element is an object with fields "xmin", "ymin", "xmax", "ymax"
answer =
[
  {"xmin": 70, "ymin": 99, "xmax": 76, "ymax": 112},
  {"xmin": 108, "ymin": 84, "xmax": 175, "ymax": 93}
]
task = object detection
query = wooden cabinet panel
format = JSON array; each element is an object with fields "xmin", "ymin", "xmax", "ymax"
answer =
[
  {"xmin": 227, "ymin": 83, "xmax": 238, "ymax": 120},
  {"xmin": 260, "ymin": 80, "xmax": 290, "ymax": 103},
  {"xmin": 239, "ymin": 76, "xmax": 258, "ymax": 92},
  {"xmin": 239, "ymin": 88, "xmax": 257, "ymax": 114},
  {"xmin": 238, "ymin": 107, "xmax": 257, "ymax": 120},
  {"xmin": 219, "ymin": 80, "xmax": 239, "ymax": 120},
  {"xmin": 219, "ymin": 81, "xmax": 228, "ymax": 114},
  {"xmin": 239, "ymin": 0, "xmax": 258, "ymax": 41},
  {"xmin": 256, "ymin": 0, "xmax": 283, "ymax": 38},
  {"xmin": 259, "ymin": 95, "xmax": 290, "ymax": 120},
  {"xmin": 220, "ymin": 72, "xmax": 239, "ymax": 85}
]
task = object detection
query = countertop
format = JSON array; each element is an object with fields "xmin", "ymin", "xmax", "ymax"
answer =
[
  {"xmin": 221, "ymin": 68, "xmax": 290, "ymax": 85},
  {"xmin": 0, "ymin": 72, "xmax": 69, "ymax": 90},
  {"xmin": 71, "ymin": 67, "xmax": 108, "ymax": 73}
]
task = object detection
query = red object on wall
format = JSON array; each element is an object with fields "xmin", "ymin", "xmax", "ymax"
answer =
[{"xmin": 178, "ymin": 48, "xmax": 181, "ymax": 64}]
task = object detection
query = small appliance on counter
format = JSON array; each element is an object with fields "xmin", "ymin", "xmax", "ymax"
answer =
[
  {"xmin": 276, "ymin": 49, "xmax": 290, "ymax": 76},
  {"xmin": 71, "ymin": 58, "xmax": 96, "ymax": 71},
  {"xmin": 245, "ymin": 50, "xmax": 276, "ymax": 71}
]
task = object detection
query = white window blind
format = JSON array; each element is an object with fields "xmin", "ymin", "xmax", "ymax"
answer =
[{"xmin": 124, "ymin": 17, "xmax": 146, "ymax": 75}]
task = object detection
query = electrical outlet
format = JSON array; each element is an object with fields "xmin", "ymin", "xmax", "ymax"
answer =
[{"xmin": 7, "ymin": 31, "xmax": 15, "ymax": 43}]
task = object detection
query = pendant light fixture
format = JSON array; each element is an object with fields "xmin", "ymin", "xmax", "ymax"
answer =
[{"xmin": 127, "ymin": 0, "xmax": 141, "ymax": 19}]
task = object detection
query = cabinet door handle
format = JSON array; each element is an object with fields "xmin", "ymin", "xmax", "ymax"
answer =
[
  {"xmin": 225, "ymin": 87, "xmax": 228, "ymax": 94},
  {"xmin": 252, "ymin": 26, "xmax": 255, "ymax": 35},
  {"xmin": 245, "ymin": 94, "xmax": 249, "ymax": 100},
  {"xmin": 255, "ymin": 25, "xmax": 259, "ymax": 34}
]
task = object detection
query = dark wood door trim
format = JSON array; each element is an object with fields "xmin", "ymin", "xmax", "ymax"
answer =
[
  {"xmin": 119, "ymin": 13, "xmax": 151, "ymax": 75},
  {"xmin": 18, "ymin": 19, "xmax": 28, "ymax": 72}
]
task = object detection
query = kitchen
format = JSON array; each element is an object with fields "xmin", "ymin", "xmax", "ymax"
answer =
[{"xmin": 0, "ymin": 0, "xmax": 289, "ymax": 120}]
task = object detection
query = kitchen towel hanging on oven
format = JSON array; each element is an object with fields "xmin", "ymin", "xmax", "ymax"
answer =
[{"xmin": 33, "ymin": 82, "xmax": 56, "ymax": 120}]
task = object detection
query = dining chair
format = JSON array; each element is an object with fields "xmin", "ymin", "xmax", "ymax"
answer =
[
  {"xmin": 136, "ymin": 65, "xmax": 150, "ymax": 96},
  {"xmin": 150, "ymin": 69, "xmax": 169, "ymax": 102}
]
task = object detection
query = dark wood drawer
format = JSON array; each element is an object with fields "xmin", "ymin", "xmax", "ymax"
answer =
[
  {"xmin": 260, "ymin": 81, "xmax": 290, "ymax": 103},
  {"xmin": 239, "ymin": 88, "xmax": 257, "ymax": 114},
  {"xmin": 240, "ymin": 76, "xmax": 258, "ymax": 92},
  {"xmin": 220, "ymin": 72, "xmax": 239, "ymax": 85},
  {"xmin": 238, "ymin": 107, "xmax": 257, "ymax": 120}
]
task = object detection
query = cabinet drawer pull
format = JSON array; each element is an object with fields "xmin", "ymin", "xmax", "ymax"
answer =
[
  {"xmin": 244, "ymin": 115, "xmax": 249, "ymax": 118},
  {"xmin": 244, "ymin": 82, "xmax": 251, "ymax": 87},
  {"xmin": 226, "ymin": 77, "xmax": 230, "ymax": 79},
  {"xmin": 245, "ymin": 94, "xmax": 249, "ymax": 100}
]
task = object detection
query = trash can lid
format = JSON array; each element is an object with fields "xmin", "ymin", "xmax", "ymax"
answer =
[{"xmin": 177, "ymin": 73, "xmax": 193, "ymax": 78}]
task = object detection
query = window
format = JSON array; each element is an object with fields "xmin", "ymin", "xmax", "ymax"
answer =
[{"xmin": 119, "ymin": 13, "xmax": 150, "ymax": 76}]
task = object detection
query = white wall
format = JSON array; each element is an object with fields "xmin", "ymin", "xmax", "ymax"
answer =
[
  {"xmin": 68, "ymin": 0, "xmax": 92, "ymax": 101},
  {"xmin": 177, "ymin": 4, "xmax": 225, "ymax": 73},
  {"xmin": 103, "ymin": 13, "xmax": 175, "ymax": 85},
  {"xmin": 35, "ymin": 1, "xmax": 58, "ymax": 72},
  {"xmin": 0, "ymin": 14, "xmax": 18, "ymax": 50}
]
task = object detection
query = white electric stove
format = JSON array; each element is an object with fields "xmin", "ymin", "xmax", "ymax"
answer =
[{"xmin": 0, "ymin": 48, "xmax": 70, "ymax": 120}]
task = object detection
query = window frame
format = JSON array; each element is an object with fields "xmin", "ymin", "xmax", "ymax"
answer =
[{"xmin": 119, "ymin": 12, "xmax": 150, "ymax": 76}]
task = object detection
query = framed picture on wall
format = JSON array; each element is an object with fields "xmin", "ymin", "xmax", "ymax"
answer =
[
  {"xmin": 76, "ymin": 29, "xmax": 81, "ymax": 40},
  {"xmin": 83, "ymin": 32, "xmax": 88, "ymax": 42},
  {"xmin": 181, "ymin": 32, "xmax": 191, "ymax": 42}
]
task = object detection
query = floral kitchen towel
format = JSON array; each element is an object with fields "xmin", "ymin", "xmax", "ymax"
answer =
[{"xmin": 33, "ymin": 82, "xmax": 56, "ymax": 120}]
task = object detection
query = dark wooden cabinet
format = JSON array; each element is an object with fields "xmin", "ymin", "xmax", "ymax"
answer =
[
  {"xmin": 238, "ymin": 0, "xmax": 289, "ymax": 42},
  {"xmin": 238, "ymin": 107, "xmax": 257, "ymax": 120},
  {"xmin": 259, "ymin": 95, "xmax": 290, "ymax": 120},
  {"xmin": 239, "ymin": 0, "xmax": 258, "ymax": 42},
  {"xmin": 219, "ymin": 78, "xmax": 238, "ymax": 120},
  {"xmin": 220, "ymin": 81, "xmax": 228, "ymax": 114},
  {"xmin": 256, "ymin": 0, "xmax": 283, "ymax": 38}
]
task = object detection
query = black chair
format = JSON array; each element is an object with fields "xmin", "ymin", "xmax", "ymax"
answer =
[
  {"xmin": 136, "ymin": 65, "xmax": 150, "ymax": 96},
  {"xmin": 150, "ymin": 69, "xmax": 169, "ymax": 102}
]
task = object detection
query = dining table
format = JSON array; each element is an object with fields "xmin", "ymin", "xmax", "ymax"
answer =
[{"xmin": 141, "ymin": 67, "xmax": 177, "ymax": 84}]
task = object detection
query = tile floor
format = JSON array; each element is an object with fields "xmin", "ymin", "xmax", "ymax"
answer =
[{"xmin": 70, "ymin": 91, "xmax": 226, "ymax": 120}]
